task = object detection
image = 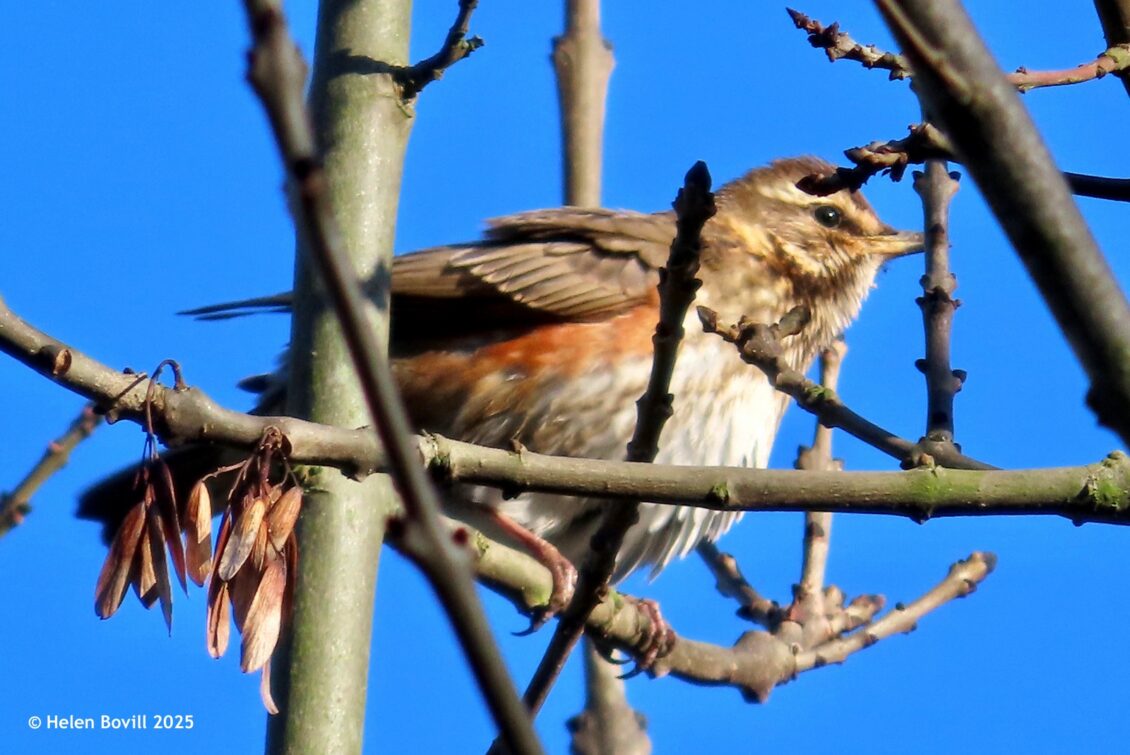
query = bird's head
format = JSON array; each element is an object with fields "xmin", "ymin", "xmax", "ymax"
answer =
[{"xmin": 700, "ymin": 156, "xmax": 923, "ymax": 334}]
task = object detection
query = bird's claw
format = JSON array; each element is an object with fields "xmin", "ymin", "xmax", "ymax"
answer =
[
  {"xmin": 618, "ymin": 598, "xmax": 676, "ymax": 678},
  {"xmin": 513, "ymin": 552, "xmax": 577, "ymax": 635},
  {"xmin": 589, "ymin": 636, "xmax": 632, "ymax": 665}
]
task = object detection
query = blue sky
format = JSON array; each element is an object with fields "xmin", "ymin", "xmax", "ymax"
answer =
[{"xmin": 2, "ymin": 1, "xmax": 1129, "ymax": 753}]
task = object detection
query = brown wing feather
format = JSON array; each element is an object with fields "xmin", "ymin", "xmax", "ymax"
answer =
[
  {"xmin": 392, "ymin": 208, "xmax": 674, "ymax": 324},
  {"xmin": 182, "ymin": 207, "xmax": 675, "ymax": 344}
]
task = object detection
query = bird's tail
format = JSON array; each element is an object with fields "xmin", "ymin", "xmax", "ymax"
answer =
[{"xmin": 77, "ymin": 445, "xmax": 228, "ymax": 544}]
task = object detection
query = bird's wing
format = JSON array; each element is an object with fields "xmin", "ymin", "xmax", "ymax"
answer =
[
  {"xmin": 392, "ymin": 207, "xmax": 675, "ymax": 321},
  {"xmin": 179, "ymin": 208, "xmax": 675, "ymax": 342}
]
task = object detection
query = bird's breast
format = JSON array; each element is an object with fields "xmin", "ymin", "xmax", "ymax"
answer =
[{"xmin": 394, "ymin": 304, "xmax": 786, "ymax": 470}]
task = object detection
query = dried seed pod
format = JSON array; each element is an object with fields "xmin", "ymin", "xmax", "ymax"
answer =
[
  {"xmin": 217, "ymin": 496, "xmax": 266, "ymax": 581},
  {"xmin": 94, "ymin": 502, "xmax": 147, "ymax": 619},
  {"xmin": 154, "ymin": 460, "xmax": 187, "ymax": 593},
  {"xmin": 146, "ymin": 512, "xmax": 174, "ymax": 633},
  {"xmin": 183, "ymin": 481, "xmax": 213, "ymax": 587},
  {"xmin": 206, "ymin": 580, "xmax": 231, "ymax": 659},
  {"xmin": 266, "ymin": 487, "xmax": 302, "ymax": 552},
  {"xmin": 240, "ymin": 555, "xmax": 286, "ymax": 673}
]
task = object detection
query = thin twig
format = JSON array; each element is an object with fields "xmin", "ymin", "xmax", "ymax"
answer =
[
  {"xmin": 0, "ymin": 403, "xmax": 101, "ymax": 537},
  {"xmin": 796, "ymin": 123, "xmax": 954, "ymax": 195},
  {"xmin": 549, "ymin": 4, "xmax": 645, "ymax": 752},
  {"xmin": 449, "ymin": 516, "xmax": 994, "ymax": 703},
  {"xmin": 697, "ymin": 541, "xmax": 784, "ymax": 628},
  {"xmin": 875, "ymin": 0, "xmax": 1130, "ymax": 450},
  {"xmin": 697, "ymin": 344, "xmax": 898, "ymax": 656},
  {"xmin": 800, "ymin": 122, "xmax": 1130, "ymax": 205},
  {"xmin": 788, "ymin": 8, "xmax": 1130, "ymax": 92},
  {"xmin": 238, "ymin": 2, "xmax": 541, "ymax": 753},
  {"xmin": 519, "ymin": 162, "xmax": 716, "ymax": 716},
  {"xmin": 791, "ymin": 341, "xmax": 847, "ymax": 637},
  {"xmin": 566, "ymin": 644, "xmax": 651, "ymax": 755},
  {"xmin": 696, "ymin": 306, "xmax": 994, "ymax": 471},
  {"xmin": 398, "ymin": 0, "xmax": 484, "ymax": 100},
  {"xmin": 1064, "ymin": 172, "xmax": 1130, "ymax": 202},
  {"xmin": 787, "ymin": 8, "xmax": 912, "ymax": 79},
  {"xmin": 794, "ymin": 552, "xmax": 996, "ymax": 671},
  {"xmin": 913, "ymin": 161, "xmax": 963, "ymax": 460}
]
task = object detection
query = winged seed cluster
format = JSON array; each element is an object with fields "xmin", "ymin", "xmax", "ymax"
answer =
[{"xmin": 94, "ymin": 428, "xmax": 302, "ymax": 713}]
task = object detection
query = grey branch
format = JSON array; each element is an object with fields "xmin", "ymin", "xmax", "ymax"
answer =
[
  {"xmin": 398, "ymin": 0, "xmax": 484, "ymax": 100},
  {"xmin": 1094, "ymin": 0, "xmax": 1130, "ymax": 98},
  {"xmin": 1, "ymin": 403, "xmax": 101, "ymax": 537},
  {"xmin": 554, "ymin": 0, "xmax": 615, "ymax": 208},
  {"xmin": 799, "ymin": 122, "xmax": 1130, "ymax": 205},
  {"xmin": 454, "ymin": 518, "xmax": 995, "ymax": 702},
  {"xmin": 875, "ymin": 0, "xmax": 1130, "ymax": 451},
  {"xmin": 788, "ymin": 7, "xmax": 1130, "ymax": 92},
  {"xmin": 4, "ymin": 298, "xmax": 1130, "ymax": 525},
  {"xmin": 913, "ymin": 162, "xmax": 963, "ymax": 456},
  {"xmin": 237, "ymin": 1, "xmax": 539, "ymax": 752},
  {"xmin": 697, "ymin": 305, "xmax": 994, "ymax": 471}
]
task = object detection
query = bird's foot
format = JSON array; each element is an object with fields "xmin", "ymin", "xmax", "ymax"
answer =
[
  {"xmin": 511, "ymin": 539, "xmax": 577, "ymax": 635},
  {"xmin": 619, "ymin": 598, "xmax": 676, "ymax": 677}
]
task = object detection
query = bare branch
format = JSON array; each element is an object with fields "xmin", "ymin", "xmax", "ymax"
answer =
[
  {"xmin": 697, "ymin": 542, "xmax": 784, "ymax": 628},
  {"xmin": 792, "ymin": 342, "xmax": 848, "ymax": 635},
  {"xmin": 789, "ymin": 8, "xmax": 1130, "ymax": 92},
  {"xmin": 520, "ymin": 162, "xmax": 716, "ymax": 715},
  {"xmin": 1094, "ymin": 0, "xmax": 1130, "ymax": 97},
  {"xmin": 797, "ymin": 123, "xmax": 954, "ymax": 195},
  {"xmin": 554, "ymin": 0, "xmax": 615, "ymax": 207},
  {"xmin": 237, "ymin": 1, "xmax": 539, "ymax": 752},
  {"xmin": 801, "ymin": 123, "xmax": 1130, "ymax": 205},
  {"xmin": 548, "ymin": 5, "xmax": 645, "ymax": 752},
  {"xmin": 1, "ymin": 403, "xmax": 101, "ymax": 537},
  {"xmin": 454, "ymin": 518, "xmax": 994, "ymax": 703},
  {"xmin": 1065, "ymin": 172, "xmax": 1130, "ymax": 202},
  {"xmin": 4, "ymin": 300, "xmax": 1130, "ymax": 527},
  {"xmin": 875, "ymin": 0, "xmax": 1130, "ymax": 450},
  {"xmin": 567, "ymin": 645, "xmax": 651, "ymax": 755},
  {"xmin": 913, "ymin": 162, "xmax": 963, "ymax": 458},
  {"xmin": 398, "ymin": 0, "xmax": 484, "ymax": 100},
  {"xmin": 787, "ymin": 8, "xmax": 911, "ymax": 79},
  {"xmin": 697, "ymin": 305, "xmax": 994, "ymax": 471},
  {"xmin": 794, "ymin": 552, "xmax": 996, "ymax": 672}
]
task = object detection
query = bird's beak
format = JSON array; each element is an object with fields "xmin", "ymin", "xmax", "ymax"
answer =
[{"xmin": 867, "ymin": 226, "xmax": 926, "ymax": 258}]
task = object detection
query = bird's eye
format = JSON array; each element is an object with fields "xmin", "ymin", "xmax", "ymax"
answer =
[{"xmin": 813, "ymin": 205, "xmax": 842, "ymax": 228}]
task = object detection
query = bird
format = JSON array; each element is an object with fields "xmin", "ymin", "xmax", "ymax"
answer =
[{"xmin": 79, "ymin": 156, "xmax": 922, "ymax": 615}]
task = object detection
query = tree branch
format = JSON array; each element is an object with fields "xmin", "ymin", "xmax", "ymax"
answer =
[
  {"xmin": 799, "ymin": 122, "xmax": 1130, "ymax": 204},
  {"xmin": 397, "ymin": 0, "xmax": 484, "ymax": 100},
  {"xmin": 0, "ymin": 403, "xmax": 101, "ymax": 537},
  {"xmin": 788, "ymin": 8, "xmax": 1130, "ymax": 92},
  {"xmin": 792, "ymin": 552, "xmax": 994, "ymax": 672},
  {"xmin": 553, "ymin": 0, "xmax": 615, "ymax": 208},
  {"xmin": 548, "ymin": 4, "xmax": 646, "ymax": 752},
  {"xmin": 697, "ymin": 542, "xmax": 784, "ymax": 628},
  {"xmin": 4, "ymin": 299, "xmax": 1129, "ymax": 527},
  {"xmin": 697, "ymin": 305, "xmax": 994, "ymax": 471},
  {"xmin": 875, "ymin": 0, "xmax": 1130, "ymax": 450},
  {"xmin": 237, "ymin": 1, "xmax": 540, "ymax": 753},
  {"xmin": 567, "ymin": 644, "xmax": 651, "ymax": 755},
  {"xmin": 1094, "ymin": 0, "xmax": 1130, "ymax": 98},
  {"xmin": 791, "ymin": 342, "xmax": 847, "ymax": 641},
  {"xmin": 520, "ymin": 162, "xmax": 715, "ymax": 716},
  {"xmin": 451, "ymin": 518, "xmax": 994, "ymax": 703},
  {"xmin": 913, "ymin": 162, "xmax": 963, "ymax": 458}
]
